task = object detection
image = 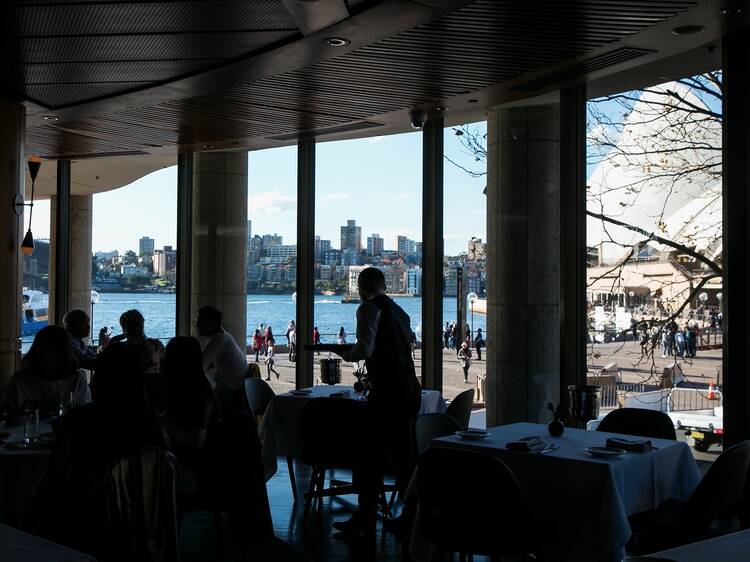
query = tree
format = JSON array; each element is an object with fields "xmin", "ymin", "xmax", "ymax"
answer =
[
  {"xmin": 448, "ymin": 72, "xmax": 723, "ymax": 386},
  {"xmin": 123, "ymin": 250, "xmax": 138, "ymax": 265}
]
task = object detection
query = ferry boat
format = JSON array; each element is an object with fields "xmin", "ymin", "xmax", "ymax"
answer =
[
  {"xmin": 341, "ymin": 293, "xmax": 360, "ymax": 304},
  {"xmin": 22, "ymin": 289, "xmax": 49, "ymax": 336}
]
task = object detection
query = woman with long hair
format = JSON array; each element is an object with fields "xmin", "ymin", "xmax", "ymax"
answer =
[{"xmin": 0, "ymin": 325, "xmax": 90, "ymax": 412}]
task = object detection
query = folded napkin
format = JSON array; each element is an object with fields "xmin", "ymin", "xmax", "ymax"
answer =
[
  {"xmin": 605, "ymin": 437, "xmax": 652, "ymax": 452},
  {"xmin": 506, "ymin": 436, "xmax": 545, "ymax": 452}
]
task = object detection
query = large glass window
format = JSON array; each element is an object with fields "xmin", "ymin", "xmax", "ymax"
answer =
[
  {"xmin": 91, "ymin": 166, "xmax": 177, "ymax": 348},
  {"xmin": 586, "ymin": 72, "xmax": 723, "ymax": 459},
  {"xmin": 247, "ymin": 147, "xmax": 297, "ymax": 390},
  {"xmin": 315, "ymin": 133, "xmax": 422, "ymax": 387},
  {"xmin": 442, "ymin": 122, "xmax": 488, "ymax": 403}
]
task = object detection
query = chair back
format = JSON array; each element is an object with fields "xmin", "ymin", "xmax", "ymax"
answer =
[
  {"xmin": 679, "ymin": 440, "xmax": 750, "ymax": 535},
  {"xmin": 417, "ymin": 447, "xmax": 533, "ymax": 557},
  {"xmin": 414, "ymin": 413, "xmax": 463, "ymax": 456},
  {"xmin": 300, "ymin": 397, "xmax": 368, "ymax": 468},
  {"xmin": 596, "ymin": 407, "xmax": 677, "ymax": 440},
  {"xmin": 244, "ymin": 377, "xmax": 275, "ymax": 418},
  {"xmin": 106, "ymin": 447, "xmax": 179, "ymax": 562},
  {"xmin": 203, "ymin": 412, "xmax": 274, "ymax": 544},
  {"xmin": 445, "ymin": 388, "xmax": 474, "ymax": 429}
]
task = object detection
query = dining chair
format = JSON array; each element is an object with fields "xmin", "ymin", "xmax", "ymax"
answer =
[
  {"xmin": 179, "ymin": 411, "xmax": 274, "ymax": 559},
  {"xmin": 596, "ymin": 407, "xmax": 677, "ymax": 440},
  {"xmin": 243, "ymin": 377, "xmax": 301, "ymax": 501},
  {"xmin": 445, "ymin": 388, "xmax": 475, "ymax": 429},
  {"xmin": 413, "ymin": 413, "xmax": 463, "ymax": 457},
  {"xmin": 416, "ymin": 447, "xmax": 541, "ymax": 560},
  {"xmin": 629, "ymin": 440, "xmax": 750, "ymax": 553},
  {"xmin": 299, "ymin": 397, "xmax": 370, "ymax": 519}
]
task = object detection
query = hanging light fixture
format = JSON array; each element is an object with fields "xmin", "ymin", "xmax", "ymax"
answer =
[{"xmin": 21, "ymin": 156, "xmax": 42, "ymax": 255}]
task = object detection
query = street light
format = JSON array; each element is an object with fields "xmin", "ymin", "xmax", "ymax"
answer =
[
  {"xmin": 467, "ymin": 292, "xmax": 478, "ymax": 338},
  {"xmin": 90, "ymin": 290, "xmax": 100, "ymax": 343}
]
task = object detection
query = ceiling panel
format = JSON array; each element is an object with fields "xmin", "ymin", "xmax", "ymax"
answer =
[{"xmin": 19, "ymin": 0, "xmax": 701, "ymax": 157}]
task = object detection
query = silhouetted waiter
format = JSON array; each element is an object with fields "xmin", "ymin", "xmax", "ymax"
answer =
[{"xmin": 335, "ymin": 267, "xmax": 421, "ymax": 541}]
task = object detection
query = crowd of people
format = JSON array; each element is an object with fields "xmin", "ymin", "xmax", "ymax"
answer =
[
  {"xmin": 634, "ymin": 318, "xmax": 702, "ymax": 359},
  {"xmin": 0, "ymin": 305, "xmax": 272, "ymax": 560}
]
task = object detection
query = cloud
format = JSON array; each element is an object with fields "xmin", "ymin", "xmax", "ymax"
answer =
[
  {"xmin": 321, "ymin": 192, "xmax": 352, "ymax": 203},
  {"xmin": 249, "ymin": 191, "xmax": 296, "ymax": 215}
]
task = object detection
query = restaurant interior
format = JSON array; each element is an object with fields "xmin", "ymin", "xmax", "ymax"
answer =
[{"xmin": 2, "ymin": 1, "xmax": 750, "ymax": 561}]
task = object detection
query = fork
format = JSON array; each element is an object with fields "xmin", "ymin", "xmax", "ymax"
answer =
[{"xmin": 538, "ymin": 444, "xmax": 559, "ymax": 455}]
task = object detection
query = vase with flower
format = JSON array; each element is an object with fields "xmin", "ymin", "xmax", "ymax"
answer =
[{"xmin": 547, "ymin": 402, "xmax": 565, "ymax": 437}]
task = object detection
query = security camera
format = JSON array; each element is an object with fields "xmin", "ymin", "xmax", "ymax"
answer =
[{"xmin": 410, "ymin": 111, "xmax": 429, "ymax": 130}]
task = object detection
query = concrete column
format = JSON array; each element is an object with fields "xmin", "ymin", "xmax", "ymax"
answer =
[
  {"xmin": 49, "ymin": 195, "xmax": 93, "ymax": 324},
  {"xmin": 485, "ymin": 105, "xmax": 561, "ymax": 426},
  {"xmin": 191, "ymin": 152, "xmax": 248, "ymax": 349},
  {"xmin": 0, "ymin": 101, "xmax": 25, "ymax": 389}
]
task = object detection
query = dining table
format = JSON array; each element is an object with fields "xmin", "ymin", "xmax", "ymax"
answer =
[
  {"xmin": 0, "ymin": 524, "xmax": 95, "ymax": 562},
  {"xmin": 259, "ymin": 384, "xmax": 447, "ymax": 479},
  {"xmin": 0, "ymin": 422, "xmax": 54, "ymax": 527},
  {"xmin": 644, "ymin": 529, "xmax": 750, "ymax": 561},
  {"xmin": 409, "ymin": 422, "xmax": 702, "ymax": 562}
]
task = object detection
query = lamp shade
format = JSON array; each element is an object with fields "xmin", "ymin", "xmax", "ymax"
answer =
[
  {"xmin": 21, "ymin": 229, "xmax": 34, "ymax": 255},
  {"xmin": 27, "ymin": 155, "xmax": 42, "ymax": 181}
]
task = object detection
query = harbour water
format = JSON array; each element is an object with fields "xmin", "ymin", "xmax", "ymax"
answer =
[{"xmin": 22, "ymin": 293, "xmax": 487, "ymax": 351}]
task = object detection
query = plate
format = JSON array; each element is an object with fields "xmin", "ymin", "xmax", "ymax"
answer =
[
  {"xmin": 289, "ymin": 389, "xmax": 313, "ymax": 396},
  {"xmin": 585, "ymin": 446, "xmax": 626, "ymax": 458},
  {"xmin": 455, "ymin": 429, "xmax": 490, "ymax": 440}
]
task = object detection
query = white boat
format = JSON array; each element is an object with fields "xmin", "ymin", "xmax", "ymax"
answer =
[{"xmin": 22, "ymin": 289, "xmax": 49, "ymax": 336}]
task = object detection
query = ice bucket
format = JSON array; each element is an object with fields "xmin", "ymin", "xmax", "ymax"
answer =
[
  {"xmin": 568, "ymin": 384, "xmax": 601, "ymax": 423},
  {"xmin": 319, "ymin": 357, "xmax": 342, "ymax": 385}
]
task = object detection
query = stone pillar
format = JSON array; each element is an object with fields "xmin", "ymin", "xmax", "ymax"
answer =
[
  {"xmin": 49, "ymin": 195, "xmax": 93, "ymax": 324},
  {"xmin": 0, "ymin": 101, "xmax": 25, "ymax": 389},
  {"xmin": 485, "ymin": 105, "xmax": 561, "ymax": 426},
  {"xmin": 191, "ymin": 152, "xmax": 248, "ymax": 349}
]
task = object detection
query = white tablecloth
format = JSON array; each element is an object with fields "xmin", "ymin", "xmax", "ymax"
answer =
[
  {"xmin": 260, "ymin": 385, "xmax": 447, "ymax": 477},
  {"xmin": 410, "ymin": 422, "xmax": 701, "ymax": 562},
  {"xmin": 0, "ymin": 525, "xmax": 95, "ymax": 562},
  {"xmin": 0, "ymin": 424, "xmax": 53, "ymax": 527},
  {"xmin": 648, "ymin": 529, "xmax": 750, "ymax": 561}
]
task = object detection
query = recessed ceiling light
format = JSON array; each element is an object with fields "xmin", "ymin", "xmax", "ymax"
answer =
[
  {"xmin": 435, "ymin": 106, "xmax": 451, "ymax": 112},
  {"xmin": 202, "ymin": 144, "xmax": 214, "ymax": 150},
  {"xmin": 42, "ymin": 115, "xmax": 59, "ymax": 121},
  {"xmin": 324, "ymin": 37, "xmax": 350, "ymax": 47},
  {"xmin": 467, "ymin": 99, "xmax": 479, "ymax": 104},
  {"xmin": 672, "ymin": 25, "xmax": 705, "ymax": 35},
  {"xmin": 719, "ymin": 7, "xmax": 743, "ymax": 16}
]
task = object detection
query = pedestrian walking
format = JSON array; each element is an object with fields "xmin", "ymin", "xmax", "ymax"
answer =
[
  {"xmin": 337, "ymin": 326, "xmax": 347, "ymax": 345},
  {"xmin": 458, "ymin": 342, "xmax": 472, "ymax": 384},
  {"xmin": 252, "ymin": 329, "xmax": 262, "ymax": 363},
  {"xmin": 288, "ymin": 326, "xmax": 296, "ymax": 362},
  {"xmin": 264, "ymin": 343, "xmax": 280, "ymax": 380},
  {"xmin": 443, "ymin": 322, "xmax": 451, "ymax": 349},
  {"xmin": 473, "ymin": 328, "xmax": 484, "ymax": 361}
]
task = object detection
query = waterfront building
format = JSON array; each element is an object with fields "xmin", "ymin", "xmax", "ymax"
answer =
[
  {"xmin": 314, "ymin": 236, "xmax": 331, "ymax": 260},
  {"xmin": 407, "ymin": 267, "xmax": 423, "ymax": 296},
  {"xmin": 367, "ymin": 234, "xmax": 384, "ymax": 256},
  {"xmin": 397, "ymin": 235, "xmax": 417, "ymax": 255},
  {"xmin": 262, "ymin": 234, "xmax": 283, "ymax": 248},
  {"xmin": 383, "ymin": 267, "xmax": 408, "ymax": 295},
  {"xmin": 266, "ymin": 244, "xmax": 297, "ymax": 264},
  {"xmin": 323, "ymin": 249, "xmax": 341, "ymax": 266},
  {"xmin": 119, "ymin": 264, "xmax": 149, "ymax": 278},
  {"xmin": 152, "ymin": 246, "xmax": 176, "ymax": 277},
  {"xmin": 95, "ymin": 250, "xmax": 119, "ymax": 261},
  {"xmin": 341, "ymin": 248, "xmax": 361, "ymax": 267},
  {"xmin": 340, "ymin": 220, "xmax": 362, "ymax": 253},
  {"xmin": 347, "ymin": 266, "xmax": 369, "ymax": 294},
  {"xmin": 138, "ymin": 237, "xmax": 155, "ymax": 257}
]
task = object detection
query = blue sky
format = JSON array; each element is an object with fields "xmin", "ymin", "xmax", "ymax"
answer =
[{"xmin": 31, "ymin": 123, "xmax": 488, "ymax": 256}]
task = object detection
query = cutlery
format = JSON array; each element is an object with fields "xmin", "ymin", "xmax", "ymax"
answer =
[{"xmin": 538, "ymin": 444, "xmax": 559, "ymax": 455}]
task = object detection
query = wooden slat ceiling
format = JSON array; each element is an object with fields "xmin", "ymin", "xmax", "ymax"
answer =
[{"xmin": 2, "ymin": 0, "xmax": 709, "ymax": 159}]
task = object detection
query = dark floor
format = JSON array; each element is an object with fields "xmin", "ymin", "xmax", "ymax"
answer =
[{"xmin": 181, "ymin": 458, "xmax": 414, "ymax": 562}]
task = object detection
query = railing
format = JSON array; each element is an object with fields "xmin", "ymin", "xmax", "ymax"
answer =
[
  {"xmin": 668, "ymin": 387, "xmax": 722, "ymax": 412},
  {"xmin": 599, "ymin": 382, "xmax": 658, "ymax": 408}
]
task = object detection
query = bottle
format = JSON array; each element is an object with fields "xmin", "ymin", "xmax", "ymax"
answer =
[{"xmin": 23, "ymin": 408, "xmax": 32, "ymax": 446}]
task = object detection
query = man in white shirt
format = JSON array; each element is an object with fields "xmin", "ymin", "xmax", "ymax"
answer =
[{"xmin": 195, "ymin": 306, "xmax": 248, "ymax": 394}]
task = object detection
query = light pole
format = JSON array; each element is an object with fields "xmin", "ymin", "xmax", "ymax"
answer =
[
  {"xmin": 467, "ymin": 292, "xmax": 478, "ymax": 339},
  {"xmin": 90, "ymin": 290, "xmax": 100, "ymax": 344}
]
